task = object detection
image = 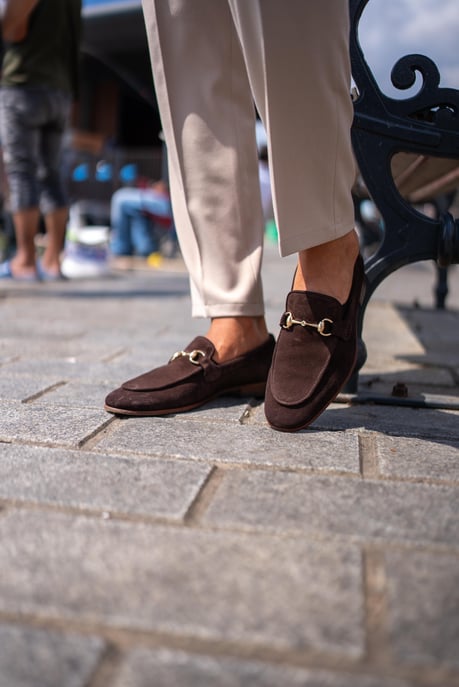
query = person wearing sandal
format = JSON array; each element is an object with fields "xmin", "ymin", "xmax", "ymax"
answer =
[
  {"xmin": 0, "ymin": 0, "xmax": 81, "ymax": 281},
  {"xmin": 105, "ymin": 0, "xmax": 364, "ymax": 432}
]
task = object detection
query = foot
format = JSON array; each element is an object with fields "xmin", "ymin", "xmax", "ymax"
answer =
[
  {"xmin": 37, "ymin": 258, "xmax": 65, "ymax": 281},
  {"xmin": 104, "ymin": 334, "xmax": 276, "ymax": 416},
  {"xmin": 265, "ymin": 233, "xmax": 365, "ymax": 433},
  {"xmin": 0, "ymin": 257, "xmax": 38, "ymax": 281}
]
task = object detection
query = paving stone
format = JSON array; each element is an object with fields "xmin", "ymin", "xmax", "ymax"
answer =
[
  {"xmin": 1, "ymin": 359, "xmax": 121, "ymax": 383},
  {"xmin": 356, "ymin": 300, "xmax": 458, "ymax": 389},
  {"xmin": 0, "ymin": 402, "xmax": 111, "ymax": 447},
  {"xmin": 309, "ymin": 404, "xmax": 459, "ymax": 441},
  {"xmin": 359, "ymin": 365, "xmax": 455, "ymax": 393},
  {"xmin": 0, "ymin": 336, "xmax": 122, "ymax": 362},
  {"xmin": 0, "ymin": 511, "xmax": 364, "ymax": 656},
  {"xmin": 30, "ymin": 380, "xmax": 116, "ymax": 409},
  {"xmin": 385, "ymin": 549, "xmax": 459, "ymax": 667},
  {"xmin": 0, "ymin": 374, "xmax": 64, "ymax": 402},
  {"xmin": 366, "ymin": 261, "xmax": 459, "ymax": 310},
  {"xmin": 0, "ymin": 353, "xmax": 17, "ymax": 366},
  {"xmin": 361, "ymin": 302, "xmax": 424, "ymax": 366},
  {"xmin": 0, "ymin": 623, "xmax": 105, "ymax": 687},
  {"xmin": 0, "ymin": 443, "xmax": 211, "ymax": 519},
  {"xmin": 400, "ymin": 307, "xmax": 459, "ymax": 368},
  {"xmin": 96, "ymin": 418, "xmax": 360, "ymax": 473},
  {"xmin": 203, "ymin": 469, "xmax": 459, "ymax": 545},
  {"xmin": 114, "ymin": 647, "xmax": 416, "ymax": 687},
  {"xmin": 171, "ymin": 397, "xmax": 254, "ymax": 423},
  {"xmin": 0, "ymin": 301, "xmax": 86, "ymax": 339},
  {"xmin": 376, "ymin": 435, "xmax": 459, "ymax": 482}
]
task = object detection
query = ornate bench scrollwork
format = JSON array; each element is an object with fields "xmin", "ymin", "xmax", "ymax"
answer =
[{"xmin": 348, "ymin": 0, "xmax": 459, "ymax": 390}]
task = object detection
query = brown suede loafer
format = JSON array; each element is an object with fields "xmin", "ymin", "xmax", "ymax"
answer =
[
  {"xmin": 264, "ymin": 256, "xmax": 365, "ymax": 432},
  {"xmin": 104, "ymin": 334, "xmax": 276, "ymax": 416}
]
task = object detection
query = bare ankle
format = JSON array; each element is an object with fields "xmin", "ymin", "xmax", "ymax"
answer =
[
  {"xmin": 206, "ymin": 316, "xmax": 269, "ymax": 362},
  {"xmin": 294, "ymin": 230, "xmax": 360, "ymax": 303}
]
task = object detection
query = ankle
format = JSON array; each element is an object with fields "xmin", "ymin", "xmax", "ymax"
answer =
[
  {"xmin": 206, "ymin": 316, "xmax": 269, "ymax": 362},
  {"xmin": 294, "ymin": 230, "xmax": 360, "ymax": 303}
]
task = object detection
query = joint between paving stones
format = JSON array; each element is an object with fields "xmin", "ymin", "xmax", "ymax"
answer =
[
  {"xmin": 361, "ymin": 546, "xmax": 392, "ymax": 667},
  {"xmin": 77, "ymin": 415, "xmax": 119, "ymax": 450},
  {"xmin": 100, "ymin": 348, "xmax": 129, "ymax": 363},
  {"xmin": 20, "ymin": 381, "xmax": 68, "ymax": 404},
  {"xmin": 361, "ymin": 545, "xmax": 459, "ymax": 687},
  {"xmin": 358, "ymin": 430, "xmax": 381, "ymax": 479},
  {"xmin": 239, "ymin": 398, "xmax": 264, "ymax": 424},
  {"xmin": 5, "ymin": 610, "xmax": 459, "ymax": 687},
  {"xmin": 183, "ymin": 465, "xmax": 226, "ymax": 525},
  {"xmin": 84, "ymin": 643, "xmax": 123, "ymax": 687}
]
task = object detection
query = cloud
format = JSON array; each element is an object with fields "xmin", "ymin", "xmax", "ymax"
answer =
[{"xmin": 357, "ymin": 0, "xmax": 459, "ymax": 96}]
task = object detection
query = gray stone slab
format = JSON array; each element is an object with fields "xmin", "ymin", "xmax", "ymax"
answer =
[
  {"xmin": 0, "ymin": 511, "xmax": 364, "ymax": 656},
  {"xmin": 0, "ymin": 374, "xmax": 64, "ymax": 402},
  {"xmin": 369, "ymin": 261, "xmax": 459, "ymax": 310},
  {"xmin": 376, "ymin": 435, "xmax": 459, "ymax": 482},
  {"xmin": 203, "ymin": 469, "xmax": 459, "ymax": 545},
  {"xmin": 172, "ymin": 397, "xmax": 254, "ymax": 423},
  {"xmin": 0, "ymin": 336, "xmax": 122, "ymax": 362},
  {"xmin": 0, "ymin": 301, "xmax": 86, "ymax": 339},
  {"xmin": 1, "ymin": 359, "xmax": 122, "ymax": 383},
  {"xmin": 308, "ymin": 404, "xmax": 459, "ymax": 441},
  {"xmin": 0, "ymin": 443, "xmax": 211, "ymax": 519},
  {"xmin": 114, "ymin": 647, "xmax": 416, "ymax": 687},
  {"xmin": 30, "ymin": 380, "xmax": 116, "ymax": 409},
  {"xmin": 361, "ymin": 302, "xmax": 424, "ymax": 363},
  {"xmin": 0, "ymin": 353, "xmax": 17, "ymax": 366},
  {"xmin": 359, "ymin": 365, "xmax": 456, "ymax": 393},
  {"xmin": 357, "ymin": 299, "xmax": 459, "ymax": 388},
  {"xmin": 0, "ymin": 402, "xmax": 111, "ymax": 447},
  {"xmin": 401, "ymin": 307, "xmax": 459, "ymax": 351},
  {"xmin": 96, "ymin": 418, "xmax": 360, "ymax": 473},
  {"xmin": 0, "ymin": 623, "xmax": 105, "ymax": 687},
  {"xmin": 385, "ymin": 549, "xmax": 459, "ymax": 667}
]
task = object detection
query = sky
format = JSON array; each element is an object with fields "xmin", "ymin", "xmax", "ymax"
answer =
[
  {"xmin": 81, "ymin": 0, "xmax": 459, "ymax": 99},
  {"xmin": 358, "ymin": 0, "xmax": 459, "ymax": 98}
]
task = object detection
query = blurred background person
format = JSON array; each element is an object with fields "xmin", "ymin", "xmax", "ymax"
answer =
[
  {"xmin": 109, "ymin": 179, "xmax": 173, "ymax": 258},
  {"xmin": 0, "ymin": 0, "xmax": 81, "ymax": 281}
]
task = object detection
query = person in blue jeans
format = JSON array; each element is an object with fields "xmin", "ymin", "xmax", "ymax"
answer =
[{"xmin": 109, "ymin": 180, "xmax": 173, "ymax": 257}]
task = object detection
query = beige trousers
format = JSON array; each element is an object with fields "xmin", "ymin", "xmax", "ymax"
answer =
[{"xmin": 142, "ymin": 0, "xmax": 356, "ymax": 317}]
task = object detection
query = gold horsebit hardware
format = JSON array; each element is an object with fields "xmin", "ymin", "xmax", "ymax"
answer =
[
  {"xmin": 169, "ymin": 349, "xmax": 206, "ymax": 365},
  {"xmin": 282, "ymin": 312, "xmax": 333, "ymax": 336}
]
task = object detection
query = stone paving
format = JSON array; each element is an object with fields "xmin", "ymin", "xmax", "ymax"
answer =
[{"xmin": 0, "ymin": 246, "xmax": 458, "ymax": 687}]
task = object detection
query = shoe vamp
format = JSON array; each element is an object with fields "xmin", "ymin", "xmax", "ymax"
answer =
[
  {"xmin": 108, "ymin": 380, "xmax": 204, "ymax": 411},
  {"xmin": 270, "ymin": 328, "xmax": 338, "ymax": 406},
  {"xmin": 122, "ymin": 359, "xmax": 202, "ymax": 391}
]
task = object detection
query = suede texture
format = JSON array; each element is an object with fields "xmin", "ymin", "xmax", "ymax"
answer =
[
  {"xmin": 265, "ymin": 256, "xmax": 365, "ymax": 431},
  {"xmin": 105, "ymin": 335, "xmax": 275, "ymax": 416}
]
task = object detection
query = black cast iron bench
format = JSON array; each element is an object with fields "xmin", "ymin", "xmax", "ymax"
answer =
[{"xmin": 347, "ymin": 0, "xmax": 459, "ymax": 393}]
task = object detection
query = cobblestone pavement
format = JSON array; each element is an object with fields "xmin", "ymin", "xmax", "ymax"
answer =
[{"xmin": 0, "ymin": 246, "xmax": 458, "ymax": 687}]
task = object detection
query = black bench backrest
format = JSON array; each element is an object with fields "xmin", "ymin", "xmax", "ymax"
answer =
[{"xmin": 349, "ymin": 0, "xmax": 459, "ymax": 296}]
